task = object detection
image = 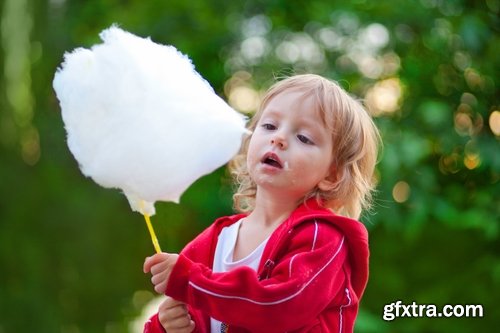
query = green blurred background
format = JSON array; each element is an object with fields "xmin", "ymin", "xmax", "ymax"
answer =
[{"xmin": 0, "ymin": 0, "xmax": 498, "ymax": 332}]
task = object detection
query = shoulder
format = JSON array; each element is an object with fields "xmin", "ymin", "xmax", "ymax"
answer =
[
  {"xmin": 290, "ymin": 218, "xmax": 345, "ymax": 249},
  {"xmin": 181, "ymin": 213, "xmax": 246, "ymax": 262},
  {"xmin": 282, "ymin": 208, "xmax": 368, "ymax": 257},
  {"xmin": 289, "ymin": 201, "xmax": 369, "ymax": 246},
  {"xmin": 189, "ymin": 213, "xmax": 246, "ymax": 243}
]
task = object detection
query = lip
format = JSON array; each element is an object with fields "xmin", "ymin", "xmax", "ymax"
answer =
[{"xmin": 261, "ymin": 152, "xmax": 283, "ymax": 169}]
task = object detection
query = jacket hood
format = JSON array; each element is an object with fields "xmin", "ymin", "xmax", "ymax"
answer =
[{"xmin": 284, "ymin": 199, "xmax": 370, "ymax": 299}]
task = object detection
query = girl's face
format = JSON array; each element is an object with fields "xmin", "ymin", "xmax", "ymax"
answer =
[{"xmin": 247, "ymin": 90, "xmax": 334, "ymax": 201}]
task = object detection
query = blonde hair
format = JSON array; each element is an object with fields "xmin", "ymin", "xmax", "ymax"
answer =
[{"xmin": 229, "ymin": 74, "xmax": 381, "ymax": 219}]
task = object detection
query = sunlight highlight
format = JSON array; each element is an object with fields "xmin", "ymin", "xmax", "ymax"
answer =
[{"xmin": 365, "ymin": 78, "xmax": 403, "ymax": 116}]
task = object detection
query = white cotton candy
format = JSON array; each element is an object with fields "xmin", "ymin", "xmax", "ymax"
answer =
[{"xmin": 53, "ymin": 25, "xmax": 248, "ymax": 216}]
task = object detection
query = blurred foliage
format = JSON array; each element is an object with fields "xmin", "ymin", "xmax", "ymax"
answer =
[{"xmin": 0, "ymin": 0, "xmax": 498, "ymax": 332}]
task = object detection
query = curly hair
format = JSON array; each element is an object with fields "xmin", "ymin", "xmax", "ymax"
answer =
[{"xmin": 229, "ymin": 74, "xmax": 381, "ymax": 219}]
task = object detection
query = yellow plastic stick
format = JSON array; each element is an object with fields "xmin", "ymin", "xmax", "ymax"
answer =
[{"xmin": 143, "ymin": 213, "xmax": 162, "ymax": 254}]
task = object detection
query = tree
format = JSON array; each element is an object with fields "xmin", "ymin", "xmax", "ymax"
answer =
[{"xmin": 0, "ymin": 0, "xmax": 497, "ymax": 332}]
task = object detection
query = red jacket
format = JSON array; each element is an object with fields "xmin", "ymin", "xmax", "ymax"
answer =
[{"xmin": 144, "ymin": 199, "xmax": 369, "ymax": 333}]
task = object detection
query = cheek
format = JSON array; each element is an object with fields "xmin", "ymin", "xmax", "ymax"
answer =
[
  {"xmin": 246, "ymin": 154, "xmax": 257, "ymax": 172},
  {"xmin": 292, "ymin": 151, "xmax": 330, "ymax": 179},
  {"xmin": 246, "ymin": 138, "xmax": 259, "ymax": 168}
]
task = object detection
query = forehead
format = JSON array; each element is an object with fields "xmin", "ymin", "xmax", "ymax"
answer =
[{"xmin": 262, "ymin": 90, "xmax": 326, "ymax": 125}]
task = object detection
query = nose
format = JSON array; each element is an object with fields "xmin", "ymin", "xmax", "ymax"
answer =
[{"xmin": 271, "ymin": 134, "xmax": 287, "ymax": 150}]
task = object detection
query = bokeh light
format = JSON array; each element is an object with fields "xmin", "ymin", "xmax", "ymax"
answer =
[
  {"xmin": 392, "ymin": 181, "xmax": 410, "ymax": 203},
  {"xmin": 225, "ymin": 71, "xmax": 261, "ymax": 113},
  {"xmin": 489, "ymin": 110, "xmax": 500, "ymax": 136},
  {"xmin": 365, "ymin": 78, "xmax": 403, "ymax": 116}
]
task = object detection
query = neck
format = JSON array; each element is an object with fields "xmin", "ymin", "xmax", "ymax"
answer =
[{"xmin": 247, "ymin": 189, "xmax": 301, "ymax": 227}]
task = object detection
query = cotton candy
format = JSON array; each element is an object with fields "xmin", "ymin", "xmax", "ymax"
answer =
[{"xmin": 53, "ymin": 25, "xmax": 248, "ymax": 216}]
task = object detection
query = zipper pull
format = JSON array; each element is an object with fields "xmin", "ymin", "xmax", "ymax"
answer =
[{"xmin": 259, "ymin": 259, "xmax": 274, "ymax": 280}]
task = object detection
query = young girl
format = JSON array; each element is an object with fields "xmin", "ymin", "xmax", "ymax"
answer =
[{"xmin": 143, "ymin": 74, "xmax": 380, "ymax": 333}]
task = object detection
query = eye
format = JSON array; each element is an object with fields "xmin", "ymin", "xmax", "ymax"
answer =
[
  {"xmin": 261, "ymin": 123, "xmax": 276, "ymax": 131},
  {"xmin": 297, "ymin": 134, "xmax": 314, "ymax": 145}
]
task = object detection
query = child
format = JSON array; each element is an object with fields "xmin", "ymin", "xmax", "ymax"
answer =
[{"xmin": 143, "ymin": 74, "xmax": 381, "ymax": 333}]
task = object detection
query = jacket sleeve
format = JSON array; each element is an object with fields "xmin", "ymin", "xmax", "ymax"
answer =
[
  {"xmin": 165, "ymin": 220, "xmax": 349, "ymax": 332},
  {"xmin": 143, "ymin": 313, "xmax": 165, "ymax": 333},
  {"xmin": 144, "ymin": 222, "xmax": 222, "ymax": 333}
]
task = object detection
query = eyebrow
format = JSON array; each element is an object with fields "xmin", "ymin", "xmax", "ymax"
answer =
[
  {"xmin": 260, "ymin": 108, "xmax": 281, "ymax": 117},
  {"xmin": 261, "ymin": 109, "xmax": 329, "ymax": 139}
]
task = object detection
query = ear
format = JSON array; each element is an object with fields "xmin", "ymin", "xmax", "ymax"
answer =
[
  {"xmin": 317, "ymin": 167, "xmax": 340, "ymax": 192},
  {"xmin": 318, "ymin": 177, "xmax": 337, "ymax": 192}
]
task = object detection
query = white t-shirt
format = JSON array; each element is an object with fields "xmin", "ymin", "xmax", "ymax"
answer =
[{"xmin": 210, "ymin": 219, "xmax": 269, "ymax": 333}]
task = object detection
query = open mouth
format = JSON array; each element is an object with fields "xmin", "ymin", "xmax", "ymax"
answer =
[{"xmin": 262, "ymin": 152, "xmax": 283, "ymax": 169}]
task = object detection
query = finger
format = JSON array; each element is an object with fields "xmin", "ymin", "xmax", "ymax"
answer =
[
  {"xmin": 160, "ymin": 314, "xmax": 192, "ymax": 331},
  {"xmin": 159, "ymin": 300, "xmax": 187, "ymax": 314},
  {"xmin": 187, "ymin": 320, "xmax": 195, "ymax": 332},
  {"xmin": 143, "ymin": 252, "xmax": 167, "ymax": 273},
  {"xmin": 154, "ymin": 280, "xmax": 167, "ymax": 294},
  {"xmin": 161, "ymin": 304, "xmax": 190, "ymax": 321},
  {"xmin": 172, "ymin": 320, "xmax": 195, "ymax": 333},
  {"xmin": 150, "ymin": 261, "xmax": 169, "ymax": 275},
  {"xmin": 159, "ymin": 297, "xmax": 185, "ymax": 311},
  {"xmin": 163, "ymin": 320, "xmax": 195, "ymax": 333},
  {"xmin": 143, "ymin": 253, "xmax": 169, "ymax": 273},
  {"xmin": 151, "ymin": 271, "xmax": 167, "ymax": 286}
]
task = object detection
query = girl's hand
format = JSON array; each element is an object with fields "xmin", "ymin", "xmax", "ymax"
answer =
[
  {"xmin": 143, "ymin": 253, "xmax": 179, "ymax": 294},
  {"xmin": 158, "ymin": 296, "xmax": 195, "ymax": 333}
]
